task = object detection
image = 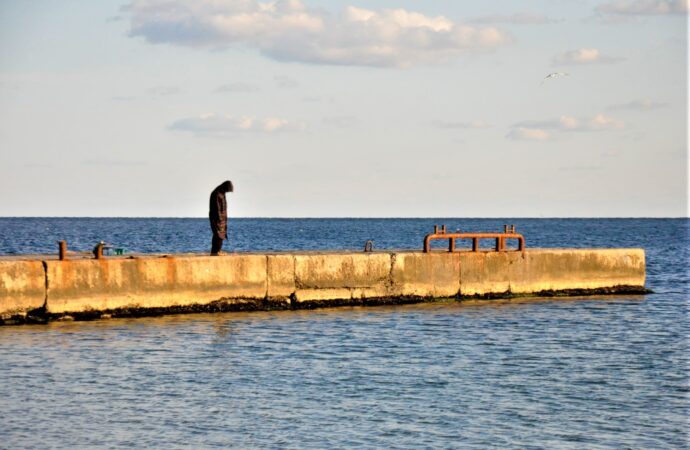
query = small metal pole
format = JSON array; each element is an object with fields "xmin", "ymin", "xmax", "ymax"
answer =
[
  {"xmin": 363, "ymin": 240, "xmax": 374, "ymax": 252},
  {"xmin": 58, "ymin": 241, "xmax": 67, "ymax": 261},
  {"xmin": 434, "ymin": 225, "xmax": 438, "ymax": 234},
  {"xmin": 441, "ymin": 225, "xmax": 446, "ymax": 234},
  {"xmin": 449, "ymin": 238, "xmax": 455, "ymax": 252},
  {"xmin": 472, "ymin": 238, "xmax": 479, "ymax": 252},
  {"xmin": 94, "ymin": 243, "xmax": 104, "ymax": 259}
]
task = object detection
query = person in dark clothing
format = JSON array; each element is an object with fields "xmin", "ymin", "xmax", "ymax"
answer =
[{"xmin": 209, "ymin": 180, "xmax": 234, "ymax": 255}]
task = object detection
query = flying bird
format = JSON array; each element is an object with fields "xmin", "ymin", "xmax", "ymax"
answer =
[{"xmin": 541, "ymin": 72, "xmax": 569, "ymax": 85}]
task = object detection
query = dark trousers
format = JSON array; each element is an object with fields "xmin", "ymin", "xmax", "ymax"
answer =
[{"xmin": 211, "ymin": 235, "xmax": 224, "ymax": 255}]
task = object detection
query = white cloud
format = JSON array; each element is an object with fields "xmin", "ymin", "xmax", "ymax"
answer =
[
  {"xmin": 323, "ymin": 116, "xmax": 357, "ymax": 128},
  {"xmin": 607, "ymin": 99, "xmax": 668, "ymax": 110},
  {"xmin": 112, "ymin": 95, "xmax": 136, "ymax": 101},
  {"xmin": 126, "ymin": 0, "xmax": 509, "ymax": 67},
  {"xmin": 602, "ymin": 148, "xmax": 623, "ymax": 157},
  {"xmin": 471, "ymin": 13, "xmax": 559, "ymax": 25},
  {"xmin": 553, "ymin": 48, "xmax": 624, "ymax": 65},
  {"xmin": 433, "ymin": 120, "xmax": 491, "ymax": 129},
  {"xmin": 559, "ymin": 115, "xmax": 580, "ymax": 129},
  {"xmin": 83, "ymin": 159, "xmax": 148, "ymax": 167},
  {"xmin": 508, "ymin": 114, "xmax": 625, "ymax": 140},
  {"xmin": 274, "ymin": 75, "xmax": 299, "ymax": 88},
  {"xmin": 215, "ymin": 82, "xmax": 260, "ymax": 93},
  {"xmin": 596, "ymin": 0, "xmax": 688, "ymax": 15},
  {"xmin": 506, "ymin": 127, "xmax": 551, "ymax": 141},
  {"xmin": 169, "ymin": 113, "xmax": 303, "ymax": 136},
  {"xmin": 558, "ymin": 165, "xmax": 603, "ymax": 172},
  {"xmin": 262, "ymin": 117, "xmax": 290, "ymax": 131},
  {"xmin": 589, "ymin": 113, "xmax": 625, "ymax": 130},
  {"xmin": 147, "ymin": 85, "xmax": 182, "ymax": 96}
]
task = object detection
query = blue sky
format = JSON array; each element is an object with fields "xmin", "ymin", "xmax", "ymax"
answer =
[{"xmin": 0, "ymin": 0, "xmax": 687, "ymax": 217}]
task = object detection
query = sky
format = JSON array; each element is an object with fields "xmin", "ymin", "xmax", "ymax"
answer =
[{"xmin": 0, "ymin": 0, "xmax": 687, "ymax": 217}]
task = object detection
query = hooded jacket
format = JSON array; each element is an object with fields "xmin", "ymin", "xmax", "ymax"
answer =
[{"xmin": 209, "ymin": 181, "xmax": 233, "ymax": 239}]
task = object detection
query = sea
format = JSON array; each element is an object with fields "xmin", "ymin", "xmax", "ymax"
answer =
[{"xmin": 0, "ymin": 218, "xmax": 687, "ymax": 449}]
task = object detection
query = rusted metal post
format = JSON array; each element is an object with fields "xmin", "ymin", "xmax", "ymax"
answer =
[
  {"xmin": 441, "ymin": 225, "xmax": 446, "ymax": 234},
  {"xmin": 58, "ymin": 241, "xmax": 67, "ymax": 261},
  {"xmin": 94, "ymin": 242, "xmax": 104, "ymax": 259},
  {"xmin": 448, "ymin": 238, "xmax": 455, "ymax": 252},
  {"xmin": 472, "ymin": 238, "xmax": 479, "ymax": 252},
  {"xmin": 434, "ymin": 225, "xmax": 438, "ymax": 234}
]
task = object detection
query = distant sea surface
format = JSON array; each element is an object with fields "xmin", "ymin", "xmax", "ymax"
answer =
[{"xmin": 0, "ymin": 218, "xmax": 688, "ymax": 448}]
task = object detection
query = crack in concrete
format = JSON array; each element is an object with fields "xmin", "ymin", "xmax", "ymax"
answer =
[
  {"xmin": 41, "ymin": 260, "xmax": 48, "ymax": 310},
  {"xmin": 386, "ymin": 252, "xmax": 397, "ymax": 295}
]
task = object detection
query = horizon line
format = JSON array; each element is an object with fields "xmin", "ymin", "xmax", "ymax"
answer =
[{"xmin": 1, "ymin": 216, "xmax": 688, "ymax": 220}]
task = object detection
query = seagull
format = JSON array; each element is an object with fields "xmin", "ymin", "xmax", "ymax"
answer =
[{"xmin": 541, "ymin": 72, "xmax": 569, "ymax": 85}]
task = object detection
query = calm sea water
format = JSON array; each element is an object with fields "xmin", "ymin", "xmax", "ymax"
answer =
[{"xmin": 0, "ymin": 218, "xmax": 688, "ymax": 448}]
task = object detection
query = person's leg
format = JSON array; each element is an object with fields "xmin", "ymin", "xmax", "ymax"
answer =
[{"xmin": 211, "ymin": 235, "xmax": 223, "ymax": 255}]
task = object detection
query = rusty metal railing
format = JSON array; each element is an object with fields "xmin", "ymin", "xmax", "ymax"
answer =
[{"xmin": 423, "ymin": 225, "xmax": 525, "ymax": 253}]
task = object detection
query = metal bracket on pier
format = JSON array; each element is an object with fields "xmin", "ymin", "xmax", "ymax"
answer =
[
  {"xmin": 423, "ymin": 224, "xmax": 525, "ymax": 253},
  {"xmin": 363, "ymin": 240, "xmax": 374, "ymax": 252}
]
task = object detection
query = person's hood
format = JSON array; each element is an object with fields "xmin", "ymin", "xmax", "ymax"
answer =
[{"xmin": 217, "ymin": 180, "xmax": 233, "ymax": 193}]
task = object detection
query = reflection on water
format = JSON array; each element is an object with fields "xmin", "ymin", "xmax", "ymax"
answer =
[{"xmin": 1, "ymin": 297, "xmax": 687, "ymax": 448}]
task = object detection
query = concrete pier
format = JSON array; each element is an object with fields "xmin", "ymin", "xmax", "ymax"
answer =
[{"xmin": 0, "ymin": 249, "xmax": 647, "ymax": 324}]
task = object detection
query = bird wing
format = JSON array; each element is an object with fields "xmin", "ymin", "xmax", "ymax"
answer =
[
  {"xmin": 540, "ymin": 72, "xmax": 569, "ymax": 85},
  {"xmin": 540, "ymin": 74, "xmax": 554, "ymax": 85}
]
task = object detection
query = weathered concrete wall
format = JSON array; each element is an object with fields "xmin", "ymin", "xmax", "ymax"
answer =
[
  {"xmin": 458, "ymin": 249, "xmax": 646, "ymax": 295},
  {"xmin": 267, "ymin": 254, "xmax": 295, "ymax": 299},
  {"xmin": 293, "ymin": 253, "xmax": 392, "ymax": 302},
  {"xmin": 0, "ymin": 248, "xmax": 647, "ymax": 321},
  {"xmin": 0, "ymin": 261, "xmax": 45, "ymax": 315},
  {"xmin": 45, "ymin": 255, "xmax": 268, "ymax": 314},
  {"xmin": 391, "ymin": 252, "xmax": 461, "ymax": 297}
]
